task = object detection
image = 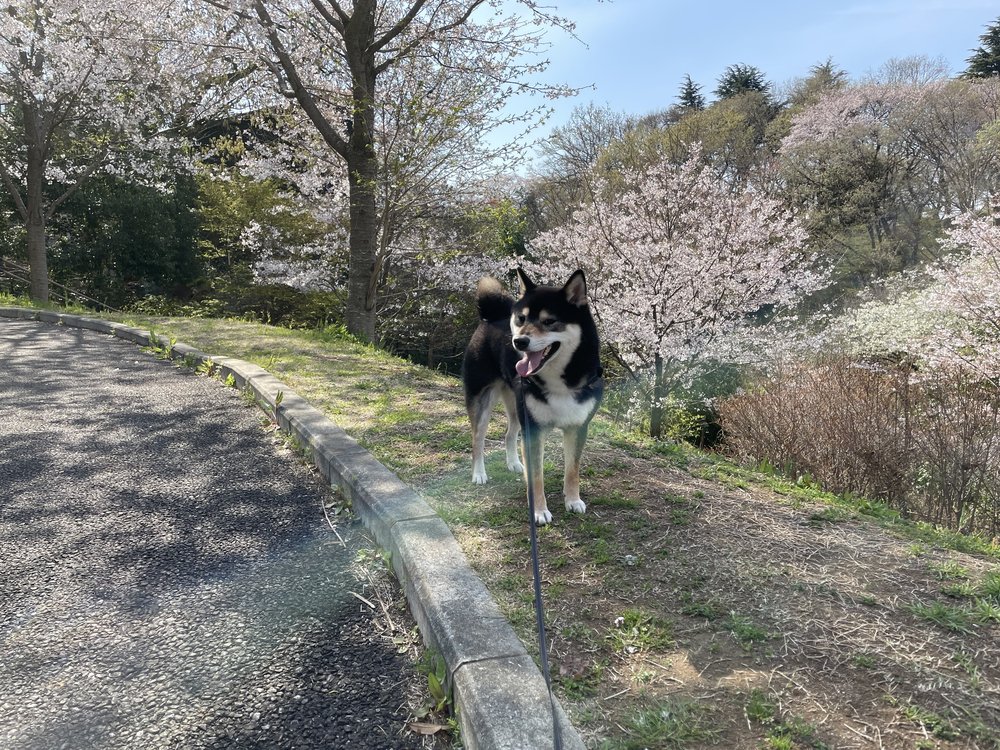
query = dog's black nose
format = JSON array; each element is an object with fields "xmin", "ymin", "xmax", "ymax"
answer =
[{"xmin": 513, "ymin": 336, "xmax": 530, "ymax": 351}]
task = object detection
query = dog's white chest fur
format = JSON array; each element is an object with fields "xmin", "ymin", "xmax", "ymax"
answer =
[{"xmin": 526, "ymin": 382, "xmax": 597, "ymax": 428}]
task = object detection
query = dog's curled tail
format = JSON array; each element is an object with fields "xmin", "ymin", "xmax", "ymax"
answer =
[{"xmin": 475, "ymin": 276, "xmax": 513, "ymax": 322}]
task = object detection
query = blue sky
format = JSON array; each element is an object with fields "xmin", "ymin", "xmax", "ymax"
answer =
[{"xmin": 519, "ymin": 0, "xmax": 997, "ymax": 147}]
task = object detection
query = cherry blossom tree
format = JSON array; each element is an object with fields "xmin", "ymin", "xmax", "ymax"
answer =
[
  {"xmin": 762, "ymin": 209, "xmax": 1000, "ymax": 387},
  {"xmin": 530, "ymin": 147, "xmax": 826, "ymax": 438},
  {"xmin": 0, "ymin": 0, "xmax": 214, "ymax": 302},
  {"xmin": 780, "ymin": 77, "xmax": 1000, "ymax": 280},
  {"xmin": 928, "ymin": 210, "xmax": 1000, "ymax": 383},
  {"xmin": 210, "ymin": 0, "xmax": 574, "ymax": 341}
]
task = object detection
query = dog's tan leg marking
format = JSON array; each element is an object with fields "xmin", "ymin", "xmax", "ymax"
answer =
[
  {"xmin": 522, "ymin": 425, "xmax": 551, "ymax": 524},
  {"xmin": 562, "ymin": 425, "xmax": 589, "ymax": 514},
  {"xmin": 469, "ymin": 387, "xmax": 497, "ymax": 484},
  {"xmin": 499, "ymin": 387, "xmax": 524, "ymax": 474}
]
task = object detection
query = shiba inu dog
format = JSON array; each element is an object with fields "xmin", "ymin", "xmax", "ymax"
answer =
[{"xmin": 462, "ymin": 268, "xmax": 604, "ymax": 525}]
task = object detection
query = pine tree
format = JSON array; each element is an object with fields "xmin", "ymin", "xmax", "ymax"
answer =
[
  {"xmin": 677, "ymin": 74, "xmax": 705, "ymax": 110},
  {"xmin": 714, "ymin": 63, "xmax": 770, "ymax": 100},
  {"xmin": 964, "ymin": 16, "xmax": 1000, "ymax": 79}
]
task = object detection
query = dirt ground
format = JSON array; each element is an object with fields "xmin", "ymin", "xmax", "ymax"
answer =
[{"xmin": 434, "ymin": 432, "xmax": 1000, "ymax": 750}]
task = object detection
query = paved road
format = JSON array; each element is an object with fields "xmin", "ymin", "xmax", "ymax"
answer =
[{"xmin": 0, "ymin": 319, "xmax": 428, "ymax": 750}]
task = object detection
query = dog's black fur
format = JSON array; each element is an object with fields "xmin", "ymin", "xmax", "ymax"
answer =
[{"xmin": 462, "ymin": 269, "xmax": 603, "ymax": 524}]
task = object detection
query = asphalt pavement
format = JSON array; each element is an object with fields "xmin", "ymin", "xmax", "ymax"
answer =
[{"xmin": 0, "ymin": 319, "xmax": 428, "ymax": 750}]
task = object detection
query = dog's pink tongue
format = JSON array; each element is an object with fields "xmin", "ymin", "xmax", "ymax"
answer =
[{"xmin": 516, "ymin": 350, "xmax": 544, "ymax": 377}]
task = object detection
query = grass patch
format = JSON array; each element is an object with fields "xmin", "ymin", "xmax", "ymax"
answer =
[
  {"xmin": 606, "ymin": 608, "xmax": 674, "ymax": 654},
  {"xmin": 929, "ymin": 560, "xmax": 970, "ymax": 580},
  {"xmin": 906, "ymin": 600, "xmax": 977, "ymax": 635},
  {"xmin": 978, "ymin": 570, "xmax": 1000, "ymax": 601},
  {"xmin": 807, "ymin": 506, "xmax": 851, "ymax": 526},
  {"xmin": 590, "ymin": 489, "xmax": 640, "ymax": 510},
  {"xmin": 724, "ymin": 612, "xmax": 771, "ymax": 650},
  {"xmin": 598, "ymin": 698, "xmax": 716, "ymax": 750},
  {"xmin": 897, "ymin": 701, "xmax": 961, "ymax": 741},
  {"xmin": 746, "ymin": 689, "xmax": 830, "ymax": 749},
  {"xmin": 680, "ymin": 595, "xmax": 725, "ymax": 621}
]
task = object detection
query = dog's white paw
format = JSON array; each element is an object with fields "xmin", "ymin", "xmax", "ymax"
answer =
[
  {"xmin": 507, "ymin": 457, "xmax": 524, "ymax": 474},
  {"xmin": 534, "ymin": 509, "xmax": 553, "ymax": 525},
  {"xmin": 472, "ymin": 468, "xmax": 488, "ymax": 485},
  {"xmin": 565, "ymin": 498, "xmax": 587, "ymax": 515}
]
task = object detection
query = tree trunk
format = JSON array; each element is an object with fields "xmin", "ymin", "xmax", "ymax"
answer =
[
  {"xmin": 649, "ymin": 352, "xmax": 665, "ymax": 439},
  {"xmin": 26, "ymin": 216, "xmax": 48, "ymax": 302},
  {"xmin": 25, "ymin": 144, "xmax": 48, "ymax": 302},
  {"xmin": 342, "ymin": 2, "xmax": 379, "ymax": 342},
  {"xmin": 345, "ymin": 144, "xmax": 378, "ymax": 342}
]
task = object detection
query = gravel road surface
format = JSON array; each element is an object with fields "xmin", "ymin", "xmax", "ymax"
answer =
[{"xmin": 0, "ymin": 319, "xmax": 428, "ymax": 750}]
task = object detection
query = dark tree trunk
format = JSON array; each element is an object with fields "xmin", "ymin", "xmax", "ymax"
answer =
[
  {"xmin": 341, "ymin": 3, "xmax": 379, "ymax": 341},
  {"xmin": 649, "ymin": 352, "xmax": 666, "ymax": 439},
  {"xmin": 26, "ymin": 216, "xmax": 47, "ymax": 302},
  {"xmin": 25, "ymin": 144, "xmax": 48, "ymax": 302}
]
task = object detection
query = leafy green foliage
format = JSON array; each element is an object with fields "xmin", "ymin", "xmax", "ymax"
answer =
[
  {"xmin": 195, "ymin": 167, "xmax": 334, "ymax": 284},
  {"xmin": 46, "ymin": 174, "xmax": 200, "ymax": 308}
]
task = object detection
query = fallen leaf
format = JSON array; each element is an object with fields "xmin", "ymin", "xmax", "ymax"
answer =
[{"xmin": 408, "ymin": 722, "xmax": 445, "ymax": 735}]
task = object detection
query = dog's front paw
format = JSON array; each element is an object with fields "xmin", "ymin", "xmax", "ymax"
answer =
[
  {"xmin": 472, "ymin": 468, "xmax": 488, "ymax": 485},
  {"xmin": 565, "ymin": 498, "xmax": 587, "ymax": 515},
  {"xmin": 507, "ymin": 457, "xmax": 524, "ymax": 474},
  {"xmin": 534, "ymin": 508, "xmax": 553, "ymax": 525}
]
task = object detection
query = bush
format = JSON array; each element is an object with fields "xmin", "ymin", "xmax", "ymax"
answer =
[
  {"xmin": 602, "ymin": 361, "xmax": 742, "ymax": 447},
  {"xmin": 718, "ymin": 356, "xmax": 1000, "ymax": 535}
]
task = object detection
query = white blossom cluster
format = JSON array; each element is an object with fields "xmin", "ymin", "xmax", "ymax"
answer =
[
  {"xmin": 759, "ymin": 211, "xmax": 1000, "ymax": 386},
  {"xmin": 529, "ymin": 147, "xmax": 828, "ymax": 385}
]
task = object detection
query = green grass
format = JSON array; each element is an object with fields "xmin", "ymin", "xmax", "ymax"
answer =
[
  {"xmin": 589, "ymin": 489, "xmax": 640, "ymax": 510},
  {"xmin": 906, "ymin": 600, "xmax": 977, "ymax": 635},
  {"xmin": 606, "ymin": 608, "xmax": 674, "ymax": 654},
  {"xmin": 693, "ymin": 452, "xmax": 1000, "ymax": 561},
  {"xmin": 898, "ymin": 702, "xmax": 960, "ymax": 741},
  {"xmin": 680, "ymin": 596, "xmax": 725, "ymax": 621},
  {"xmin": 929, "ymin": 560, "xmax": 971, "ymax": 580},
  {"xmin": 724, "ymin": 612, "xmax": 771, "ymax": 650},
  {"xmin": 745, "ymin": 688, "xmax": 779, "ymax": 724},
  {"xmin": 746, "ymin": 689, "xmax": 830, "ymax": 749},
  {"xmin": 598, "ymin": 698, "xmax": 716, "ymax": 750},
  {"xmin": 979, "ymin": 570, "xmax": 1000, "ymax": 601}
]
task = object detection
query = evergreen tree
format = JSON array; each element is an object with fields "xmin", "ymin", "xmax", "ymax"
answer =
[
  {"xmin": 714, "ymin": 63, "xmax": 770, "ymax": 100},
  {"xmin": 788, "ymin": 58, "xmax": 848, "ymax": 108},
  {"xmin": 677, "ymin": 74, "xmax": 705, "ymax": 110},
  {"xmin": 964, "ymin": 16, "xmax": 1000, "ymax": 79}
]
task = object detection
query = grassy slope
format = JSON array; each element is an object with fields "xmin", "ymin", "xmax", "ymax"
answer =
[{"xmin": 14, "ymin": 306, "xmax": 1000, "ymax": 750}]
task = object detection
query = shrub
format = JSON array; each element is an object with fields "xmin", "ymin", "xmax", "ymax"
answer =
[{"xmin": 718, "ymin": 356, "xmax": 1000, "ymax": 535}]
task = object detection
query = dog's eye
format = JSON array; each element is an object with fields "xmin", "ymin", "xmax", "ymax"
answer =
[
  {"xmin": 515, "ymin": 314, "xmax": 526, "ymax": 325},
  {"xmin": 541, "ymin": 318, "xmax": 558, "ymax": 328}
]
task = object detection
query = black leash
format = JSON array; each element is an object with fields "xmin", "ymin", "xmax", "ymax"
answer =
[{"xmin": 516, "ymin": 376, "xmax": 564, "ymax": 750}]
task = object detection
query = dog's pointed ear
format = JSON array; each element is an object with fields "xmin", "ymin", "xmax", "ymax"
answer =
[
  {"xmin": 516, "ymin": 267, "xmax": 536, "ymax": 296},
  {"xmin": 564, "ymin": 269, "xmax": 588, "ymax": 306}
]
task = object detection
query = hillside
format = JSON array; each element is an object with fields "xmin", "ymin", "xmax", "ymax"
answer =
[{"xmin": 107, "ymin": 316, "xmax": 1000, "ymax": 749}]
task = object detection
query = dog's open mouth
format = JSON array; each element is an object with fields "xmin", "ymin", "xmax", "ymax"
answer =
[{"xmin": 515, "ymin": 342, "xmax": 560, "ymax": 377}]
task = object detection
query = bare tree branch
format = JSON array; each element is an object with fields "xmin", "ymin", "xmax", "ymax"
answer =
[{"xmin": 252, "ymin": 0, "xmax": 348, "ymax": 158}]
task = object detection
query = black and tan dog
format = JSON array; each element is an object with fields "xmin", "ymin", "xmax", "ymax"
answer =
[{"xmin": 462, "ymin": 268, "xmax": 604, "ymax": 524}]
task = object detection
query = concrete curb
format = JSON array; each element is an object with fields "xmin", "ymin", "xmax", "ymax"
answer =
[{"xmin": 0, "ymin": 307, "xmax": 585, "ymax": 750}]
